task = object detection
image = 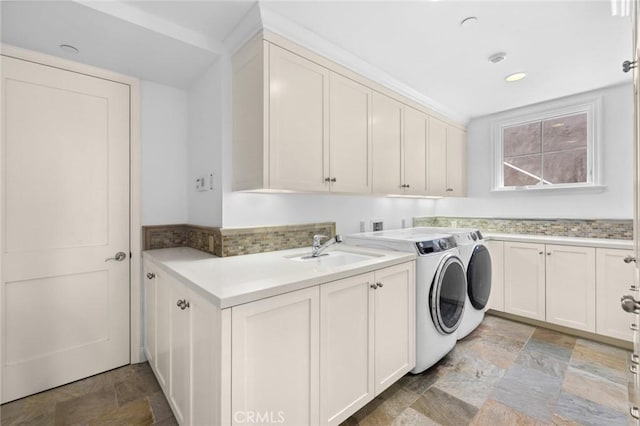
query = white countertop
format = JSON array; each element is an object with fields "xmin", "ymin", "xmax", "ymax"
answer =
[
  {"xmin": 485, "ymin": 233, "xmax": 633, "ymax": 250},
  {"xmin": 143, "ymin": 245, "xmax": 416, "ymax": 309}
]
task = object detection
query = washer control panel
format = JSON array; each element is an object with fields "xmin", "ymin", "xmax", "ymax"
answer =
[{"xmin": 416, "ymin": 236, "xmax": 457, "ymax": 255}]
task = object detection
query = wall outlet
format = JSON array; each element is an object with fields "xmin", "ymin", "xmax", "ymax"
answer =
[
  {"xmin": 195, "ymin": 176, "xmax": 207, "ymax": 191},
  {"xmin": 371, "ymin": 219, "xmax": 384, "ymax": 232}
]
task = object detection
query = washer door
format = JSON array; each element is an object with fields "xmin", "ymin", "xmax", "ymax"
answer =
[
  {"xmin": 430, "ymin": 255, "xmax": 466, "ymax": 335},
  {"xmin": 467, "ymin": 245, "xmax": 492, "ymax": 310}
]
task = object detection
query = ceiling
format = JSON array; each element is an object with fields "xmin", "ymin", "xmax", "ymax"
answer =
[{"xmin": 0, "ymin": 0, "xmax": 632, "ymax": 121}]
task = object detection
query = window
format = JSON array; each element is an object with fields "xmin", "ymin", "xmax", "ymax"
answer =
[{"xmin": 493, "ymin": 99, "xmax": 601, "ymax": 191}]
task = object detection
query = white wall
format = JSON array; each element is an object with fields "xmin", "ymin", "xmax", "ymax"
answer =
[
  {"xmin": 187, "ymin": 61, "xmax": 224, "ymax": 227},
  {"xmin": 435, "ymin": 83, "xmax": 634, "ymax": 219},
  {"xmin": 140, "ymin": 80, "xmax": 188, "ymax": 225}
]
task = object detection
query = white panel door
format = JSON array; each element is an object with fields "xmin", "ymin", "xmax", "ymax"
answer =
[
  {"xmin": 1, "ymin": 56, "xmax": 130, "ymax": 403},
  {"xmin": 373, "ymin": 262, "xmax": 415, "ymax": 395},
  {"xmin": 402, "ymin": 107, "xmax": 428, "ymax": 195},
  {"xmin": 372, "ymin": 93, "xmax": 402, "ymax": 194},
  {"xmin": 504, "ymin": 242, "xmax": 546, "ymax": 321},
  {"xmin": 328, "ymin": 72, "xmax": 372, "ymax": 193},
  {"xmin": 232, "ymin": 286, "xmax": 320, "ymax": 426},
  {"xmin": 545, "ymin": 245, "xmax": 596, "ymax": 332},
  {"xmin": 596, "ymin": 248, "xmax": 635, "ymax": 341},
  {"xmin": 269, "ymin": 44, "xmax": 329, "ymax": 191},
  {"xmin": 320, "ymin": 273, "xmax": 374, "ymax": 426}
]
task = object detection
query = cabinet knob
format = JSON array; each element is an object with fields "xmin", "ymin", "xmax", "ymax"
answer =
[
  {"xmin": 324, "ymin": 177, "xmax": 331, "ymax": 182},
  {"xmin": 631, "ymin": 323, "xmax": 639, "ymax": 331},
  {"xmin": 331, "ymin": 177, "xmax": 337, "ymax": 182},
  {"xmin": 377, "ymin": 282, "xmax": 383, "ymax": 288},
  {"xmin": 623, "ymin": 59, "xmax": 637, "ymax": 73},
  {"xmin": 176, "ymin": 299, "xmax": 190, "ymax": 310},
  {"xmin": 370, "ymin": 284, "xmax": 378, "ymax": 289},
  {"xmin": 539, "ymin": 251, "xmax": 543, "ymax": 255},
  {"xmin": 631, "ymin": 285, "xmax": 638, "ymax": 291},
  {"xmin": 446, "ymin": 188, "xmax": 454, "ymax": 192},
  {"xmin": 546, "ymin": 252, "xmax": 551, "ymax": 256},
  {"xmin": 624, "ymin": 255, "xmax": 637, "ymax": 264},
  {"xmin": 146, "ymin": 272, "xmax": 155, "ymax": 279}
]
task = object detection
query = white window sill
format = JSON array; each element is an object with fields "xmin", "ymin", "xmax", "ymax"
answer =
[{"xmin": 490, "ymin": 184, "xmax": 607, "ymax": 194}]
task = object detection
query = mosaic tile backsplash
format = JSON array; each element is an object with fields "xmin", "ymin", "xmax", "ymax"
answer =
[
  {"xmin": 142, "ymin": 222, "xmax": 336, "ymax": 257},
  {"xmin": 413, "ymin": 216, "xmax": 633, "ymax": 240}
]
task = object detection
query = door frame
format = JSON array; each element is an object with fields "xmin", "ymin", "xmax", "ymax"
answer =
[{"xmin": 0, "ymin": 44, "xmax": 143, "ymax": 403}]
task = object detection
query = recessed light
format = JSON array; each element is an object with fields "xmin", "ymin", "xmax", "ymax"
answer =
[
  {"xmin": 460, "ymin": 16, "xmax": 478, "ymax": 27},
  {"xmin": 505, "ymin": 72, "xmax": 527, "ymax": 82},
  {"xmin": 489, "ymin": 52, "xmax": 507, "ymax": 64},
  {"xmin": 59, "ymin": 44, "xmax": 79, "ymax": 54}
]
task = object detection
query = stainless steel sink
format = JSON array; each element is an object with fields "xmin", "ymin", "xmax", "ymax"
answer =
[{"xmin": 286, "ymin": 250, "xmax": 381, "ymax": 267}]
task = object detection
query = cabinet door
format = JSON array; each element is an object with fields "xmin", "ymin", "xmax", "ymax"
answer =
[
  {"xmin": 402, "ymin": 107, "xmax": 428, "ymax": 195},
  {"xmin": 190, "ymin": 288, "xmax": 220, "ymax": 426},
  {"xmin": 373, "ymin": 262, "xmax": 415, "ymax": 395},
  {"xmin": 427, "ymin": 117, "xmax": 447, "ymax": 196},
  {"xmin": 372, "ymin": 93, "xmax": 402, "ymax": 194},
  {"xmin": 269, "ymin": 44, "xmax": 329, "ymax": 191},
  {"xmin": 546, "ymin": 245, "xmax": 596, "ymax": 332},
  {"xmin": 446, "ymin": 126, "xmax": 466, "ymax": 196},
  {"xmin": 320, "ymin": 273, "xmax": 374, "ymax": 426},
  {"xmin": 156, "ymin": 270, "xmax": 170, "ymax": 390},
  {"xmin": 485, "ymin": 240, "xmax": 505, "ymax": 312},
  {"xmin": 232, "ymin": 286, "xmax": 320, "ymax": 426},
  {"xmin": 168, "ymin": 275, "xmax": 190, "ymax": 425},
  {"xmin": 329, "ymin": 72, "xmax": 372, "ymax": 193},
  {"xmin": 504, "ymin": 242, "xmax": 546, "ymax": 320},
  {"xmin": 143, "ymin": 261, "xmax": 156, "ymax": 365},
  {"xmin": 596, "ymin": 248, "xmax": 635, "ymax": 341}
]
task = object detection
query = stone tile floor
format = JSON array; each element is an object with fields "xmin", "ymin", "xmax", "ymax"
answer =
[
  {"xmin": 0, "ymin": 362, "xmax": 176, "ymax": 425},
  {"xmin": 0, "ymin": 314, "xmax": 633, "ymax": 425},
  {"xmin": 342, "ymin": 314, "xmax": 633, "ymax": 425}
]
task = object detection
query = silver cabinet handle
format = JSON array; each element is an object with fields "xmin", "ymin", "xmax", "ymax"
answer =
[
  {"xmin": 324, "ymin": 178, "xmax": 331, "ymax": 182},
  {"xmin": 630, "ymin": 364, "xmax": 638, "ymax": 375},
  {"xmin": 146, "ymin": 272, "xmax": 155, "ymax": 280},
  {"xmin": 377, "ymin": 282, "xmax": 384, "ymax": 288},
  {"xmin": 631, "ymin": 353, "xmax": 640, "ymax": 365},
  {"xmin": 105, "ymin": 251, "xmax": 127, "ymax": 262},
  {"xmin": 539, "ymin": 251, "xmax": 543, "ymax": 255},
  {"xmin": 625, "ymin": 255, "xmax": 637, "ymax": 264},
  {"xmin": 446, "ymin": 188, "xmax": 454, "ymax": 192},
  {"xmin": 621, "ymin": 295, "xmax": 640, "ymax": 314},
  {"xmin": 370, "ymin": 284, "xmax": 377, "ymax": 289},
  {"xmin": 176, "ymin": 299, "xmax": 190, "ymax": 310},
  {"xmin": 631, "ymin": 406, "xmax": 640, "ymax": 420}
]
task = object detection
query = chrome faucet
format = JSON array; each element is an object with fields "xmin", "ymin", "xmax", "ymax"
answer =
[{"xmin": 311, "ymin": 234, "xmax": 343, "ymax": 257}]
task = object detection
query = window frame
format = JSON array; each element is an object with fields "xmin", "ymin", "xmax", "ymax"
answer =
[{"xmin": 492, "ymin": 98, "xmax": 602, "ymax": 192}]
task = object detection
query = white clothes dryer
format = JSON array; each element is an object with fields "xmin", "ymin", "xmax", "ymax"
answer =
[
  {"xmin": 345, "ymin": 229, "xmax": 467, "ymax": 373},
  {"xmin": 411, "ymin": 227, "xmax": 492, "ymax": 339}
]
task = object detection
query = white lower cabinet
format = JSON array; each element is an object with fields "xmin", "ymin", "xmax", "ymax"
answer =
[
  {"xmin": 144, "ymin": 265, "xmax": 219, "ymax": 426},
  {"xmin": 545, "ymin": 245, "xmax": 595, "ymax": 332},
  {"xmin": 144, "ymin": 259, "xmax": 415, "ymax": 425},
  {"xmin": 504, "ymin": 242, "xmax": 546, "ymax": 321},
  {"xmin": 231, "ymin": 286, "xmax": 320, "ymax": 426},
  {"xmin": 493, "ymin": 239, "xmax": 632, "ymax": 342},
  {"xmin": 596, "ymin": 248, "xmax": 635, "ymax": 341},
  {"xmin": 319, "ymin": 262, "xmax": 415, "ymax": 426}
]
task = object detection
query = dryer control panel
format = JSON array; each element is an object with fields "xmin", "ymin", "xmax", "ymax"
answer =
[{"xmin": 415, "ymin": 236, "xmax": 457, "ymax": 255}]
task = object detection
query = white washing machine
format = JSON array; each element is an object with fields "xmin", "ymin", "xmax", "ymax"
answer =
[
  {"xmin": 345, "ymin": 229, "xmax": 468, "ymax": 373},
  {"xmin": 411, "ymin": 227, "xmax": 492, "ymax": 339}
]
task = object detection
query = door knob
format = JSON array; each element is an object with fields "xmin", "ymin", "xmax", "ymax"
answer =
[
  {"xmin": 623, "ymin": 60, "xmax": 637, "ymax": 73},
  {"xmin": 105, "ymin": 252, "xmax": 127, "ymax": 262},
  {"xmin": 621, "ymin": 294, "xmax": 640, "ymax": 313},
  {"xmin": 176, "ymin": 299, "xmax": 190, "ymax": 310}
]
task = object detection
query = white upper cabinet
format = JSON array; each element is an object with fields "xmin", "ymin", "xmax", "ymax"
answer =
[
  {"xmin": 402, "ymin": 107, "xmax": 428, "ymax": 195},
  {"xmin": 428, "ymin": 117, "xmax": 467, "ymax": 196},
  {"xmin": 232, "ymin": 34, "xmax": 465, "ymax": 197},
  {"xmin": 269, "ymin": 44, "xmax": 329, "ymax": 191},
  {"xmin": 372, "ymin": 92, "xmax": 403, "ymax": 194},
  {"xmin": 329, "ymin": 72, "xmax": 373, "ymax": 193}
]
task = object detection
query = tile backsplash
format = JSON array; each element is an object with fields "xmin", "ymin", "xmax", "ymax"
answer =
[
  {"xmin": 413, "ymin": 216, "xmax": 632, "ymax": 240},
  {"xmin": 142, "ymin": 222, "xmax": 335, "ymax": 257}
]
